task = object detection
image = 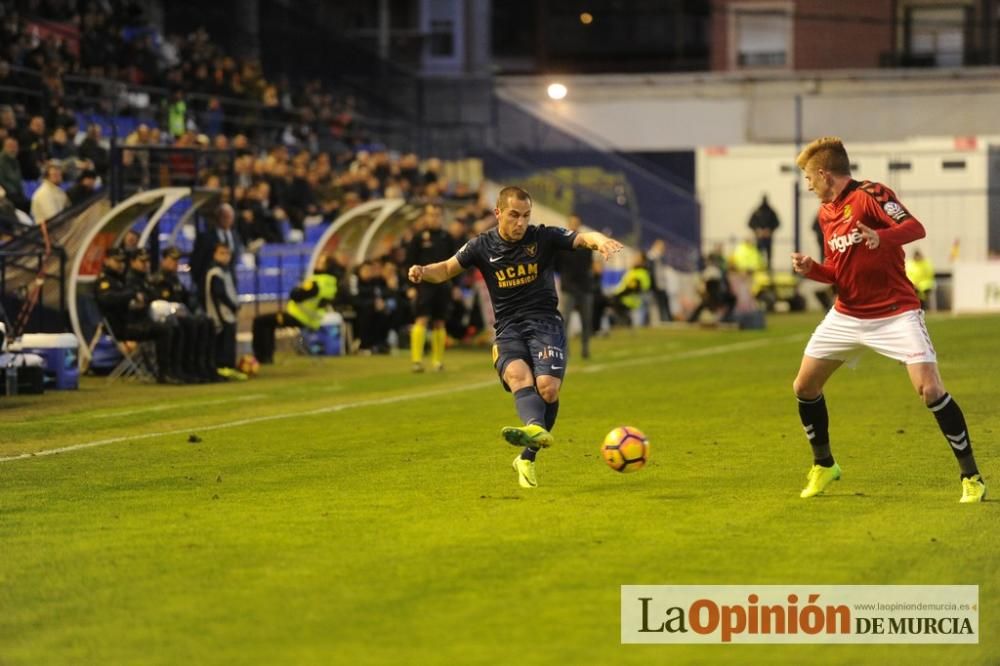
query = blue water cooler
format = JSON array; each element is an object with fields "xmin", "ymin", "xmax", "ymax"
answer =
[
  {"xmin": 304, "ymin": 312, "xmax": 344, "ymax": 356},
  {"xmin": 20, "ymin": 333, "xmax": 80, "ymax": 389}
]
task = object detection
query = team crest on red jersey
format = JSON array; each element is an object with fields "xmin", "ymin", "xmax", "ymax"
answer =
[{"xmin": 842, "ymin": 204, "xmax": 852, "ymax": 221}]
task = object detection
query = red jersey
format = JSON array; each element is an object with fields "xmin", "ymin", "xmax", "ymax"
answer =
[{"xmin": 806, "ymin": 180, "xmax": 925, "ymax": 318}]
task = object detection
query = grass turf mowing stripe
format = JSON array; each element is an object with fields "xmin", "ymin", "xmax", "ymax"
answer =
[{"xmin": 0, "ymin": 334, "xmax": 805, "ymax": 464}]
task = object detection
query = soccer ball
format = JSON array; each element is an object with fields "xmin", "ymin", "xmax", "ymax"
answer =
[
  {"xmin": 236, "ymin": 354, "xmax": 261, "ymax": 377},
  {"xmin": 601, "ymin": 426, "xmax": 650, "ymax": 473}
]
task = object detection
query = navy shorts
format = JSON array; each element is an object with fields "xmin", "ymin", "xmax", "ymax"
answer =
[{"xmin": 491, "ymin": 316, "xmax": 567, "ymax": 392}]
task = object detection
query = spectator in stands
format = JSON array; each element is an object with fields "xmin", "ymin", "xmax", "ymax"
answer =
[
  {"xmin": 201, "ymin": 97, "xmax": 225, "ymax": 138},
  {"xmin": 0, "ymin": 137, "xmax": 28, "ymax": 212},
  {"xmin": 283, "ymin": 162, "xmax": 317, "ymax": 230},
  {"xmin": 67, "ymin": 169, "xmax": 99, "ymax": 206},
  {"xmin": 48, "ymin": 126, "xmax": 78, "ymax": 173},
  {"xmin": 238, "ymin": 180, "xmax": 285, "ymax": 246},
  {"xmin": 0, "ymin": 105, "xmax": 16, "ymax": 141},
  {"xmin": 78, "ymin": 124, "xmax": 110, "ymax": 179},
  {"xmin": 166, "ymin": 87, "xmax": 188, "ymax": 138},
  {"xmin": 45, "ymin": 99, "xmax": 76, "ymax": 136},
  {"xmin": 121, "ymin": 124, "xmax": 153, "ymax": 190},
  {"xmin": 30, "ymin": 163, "xmax": 69, "ymax": 224},
  {"xmin": 191, "ymin": 203, "xmax": 243, "ymax": 302},
  {"xmin": 204, "ymin": 243, "xmax": 240, "ymax": 373},
  {"xmin": 18, "ymin": 115, "xmax": 48, "ymax": 181},
  {"xmin": 0, "ymin": 186, "xmax": 19, "ymax": 236}
]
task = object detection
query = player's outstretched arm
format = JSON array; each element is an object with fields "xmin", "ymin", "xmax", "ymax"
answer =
[
  {"xmin": 791, "ymin": 252, "xmax": 835, "ymax": 283},
  {"xmin": 791, "ymin": 252, "xmax": 814, "ymax": 275},
  {"xmin": 574, "ymin": 231, "xmax": 624, "ymax": 260},
  {"xmin": 408, "ymin": 256, "xmax": 464, "ymax": 284}
]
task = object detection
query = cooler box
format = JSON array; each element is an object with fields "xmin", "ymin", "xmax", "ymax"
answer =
[
  {"xmin": 303, "ymin": 312, "xmax": 344, "ymax": 356},
  {"xmin": 20, "ymin": 333, "xmax": 80, "ymax": 390},
  {"xmin": 0, "ymin": 352, "xmax": 46, "ymax": 395}
]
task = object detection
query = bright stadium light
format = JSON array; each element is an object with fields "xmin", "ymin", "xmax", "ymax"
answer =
[{"xmin": 547, "ymin": 82, "xmax": 568, "ymax": 100}]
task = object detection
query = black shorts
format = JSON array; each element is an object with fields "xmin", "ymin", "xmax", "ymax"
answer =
[
  {"xmin": 416, "ymin": 283, "xmax": 450, "ymax": 320},
  {"xmin": 491, "ymin": 315, "xmax": 567, "ymax": 392}
]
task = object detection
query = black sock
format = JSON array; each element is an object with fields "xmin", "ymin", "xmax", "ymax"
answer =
[
  {"xmin": 544, "ymin": 400, "xmax": 559, "ymax": 432},
  {"xmin": 928, "ymin": 393, "xmax": 980, "ymax": 479},
  {"xmin": 514, "ymin": 386, "xmax": 546, "ymax": 429},
  {"xmin": 521, "ymin": 446, "xmax": 537, "ymax": 461},
  {"xmin": 798, "ymin": 394, "xmax": 834, "ymax": 466}
]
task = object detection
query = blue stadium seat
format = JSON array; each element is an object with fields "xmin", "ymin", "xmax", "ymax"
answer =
[
  {"xmin": 305, "ymin": 224, "xmax": 328, "ymax": 243},
  {"xmin": 22, "ymin": 179, "xmax": 41, "ymax": 200}
]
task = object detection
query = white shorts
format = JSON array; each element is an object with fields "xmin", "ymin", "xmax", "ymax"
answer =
[{"xmin": 804, "ymin": 308, "xmax": 937, "ymax": 366}]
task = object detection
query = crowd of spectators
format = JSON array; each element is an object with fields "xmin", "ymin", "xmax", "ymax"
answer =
[
  {"xmin": 0, "ymin": 1, "xmax": 484, "ymax": 239},
  {"xmin": 0, "ymin": 2, "xmax": 509, "ymax": 366}
]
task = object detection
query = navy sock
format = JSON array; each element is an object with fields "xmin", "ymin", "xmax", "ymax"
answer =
[
  {"xmin": 928, "ymin": 393, "xmax": 980, "ymax": 479},
  {"xmin": 544, "ymin": 400, "xmax": 559, "ymax": 432},
  {"xmin": 514, "ymin": 386, "xmax": 546, "ymax": 428},
  {"xmin": 521, "ymin": 446, "xmax": 537, "ymax": 461},
  {"xmin": 798, "ymin": 394, "xmax": 834, "ymax": 466}
]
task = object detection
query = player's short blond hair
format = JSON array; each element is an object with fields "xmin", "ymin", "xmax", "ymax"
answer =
[{"xmin": 796, "ymin": 137, "xmax": 851, "ymax": 175}]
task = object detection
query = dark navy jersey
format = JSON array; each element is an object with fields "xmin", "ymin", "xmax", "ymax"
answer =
[{"xmin": 455, "ymin": 225, "xmax": 577, "ymax": 332}]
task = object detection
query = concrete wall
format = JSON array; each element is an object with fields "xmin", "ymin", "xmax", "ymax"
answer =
[{"xmin": 495, "ymin": 69, "xmax": 1000, "ymax": 149}]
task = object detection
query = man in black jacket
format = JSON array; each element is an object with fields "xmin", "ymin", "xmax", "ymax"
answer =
[
  {"xmin": 95, "ymin": 247, "xmax": 180, "ymax": 383},
  {"xmin": 554, "ymin": 214, "xmax": 595, "ymax": 359}
]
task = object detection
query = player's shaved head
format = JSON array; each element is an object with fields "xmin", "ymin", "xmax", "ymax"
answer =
[
  {"xmin": 496, "ymin": 186, "xmax": 531, "ymax": 211},
  {"xmin": 796, "ymin": 137, "xmax": 851, "ymax": 175}
]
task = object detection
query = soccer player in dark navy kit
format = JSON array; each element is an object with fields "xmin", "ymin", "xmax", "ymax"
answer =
[{"xmin": 408, "ymin": 186, "xmax": 622, "ymax": 488}]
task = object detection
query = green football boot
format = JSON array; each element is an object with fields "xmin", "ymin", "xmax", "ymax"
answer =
[
  {"xmin": 501, "ymin": 424, "xmax": 553, "ymax": 449},
  {"xmin": 513, "ymin": 455, "xmax": 538, "ymax": 488},
  {"xmin": 800, "ymin": 463, "xmax": 841, "ymax": 498},
  {"xmin": 960, "ymin": 475, "xmax": 986, "ymax": 503}
]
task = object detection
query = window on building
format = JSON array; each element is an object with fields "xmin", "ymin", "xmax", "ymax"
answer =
[
  {"xmin": 906, "ymin": 6, "xmax": 967, "ymax": 67},
  {"xmin": 731, "ymin": 5, "xmax": 792, "ymax": 69}
]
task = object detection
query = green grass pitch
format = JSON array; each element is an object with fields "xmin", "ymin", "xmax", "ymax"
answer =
[{"xmin": 0, "ymin": 313, "xmax": 997, "ymax": 664}]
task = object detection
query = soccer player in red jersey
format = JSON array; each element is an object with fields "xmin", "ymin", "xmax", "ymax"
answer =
[{"xmin": 791, "ymin": 137, "xmax": 985, "ymax": 502}]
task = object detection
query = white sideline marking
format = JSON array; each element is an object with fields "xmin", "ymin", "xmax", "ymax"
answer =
[
  {"xmin": 1, "ymin": 335, "xmax": 803, "ymax": 463},
  {"xmin": 53, "ymin": 394, "xmax": 266, "ymax": 422},
  {"xmin": 0, "ymin": 382, "xmax": 495, "ymax": 463},
  {"xmin": 579, "ymin": 334, "xmax": 803, "ymax": 373}
]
